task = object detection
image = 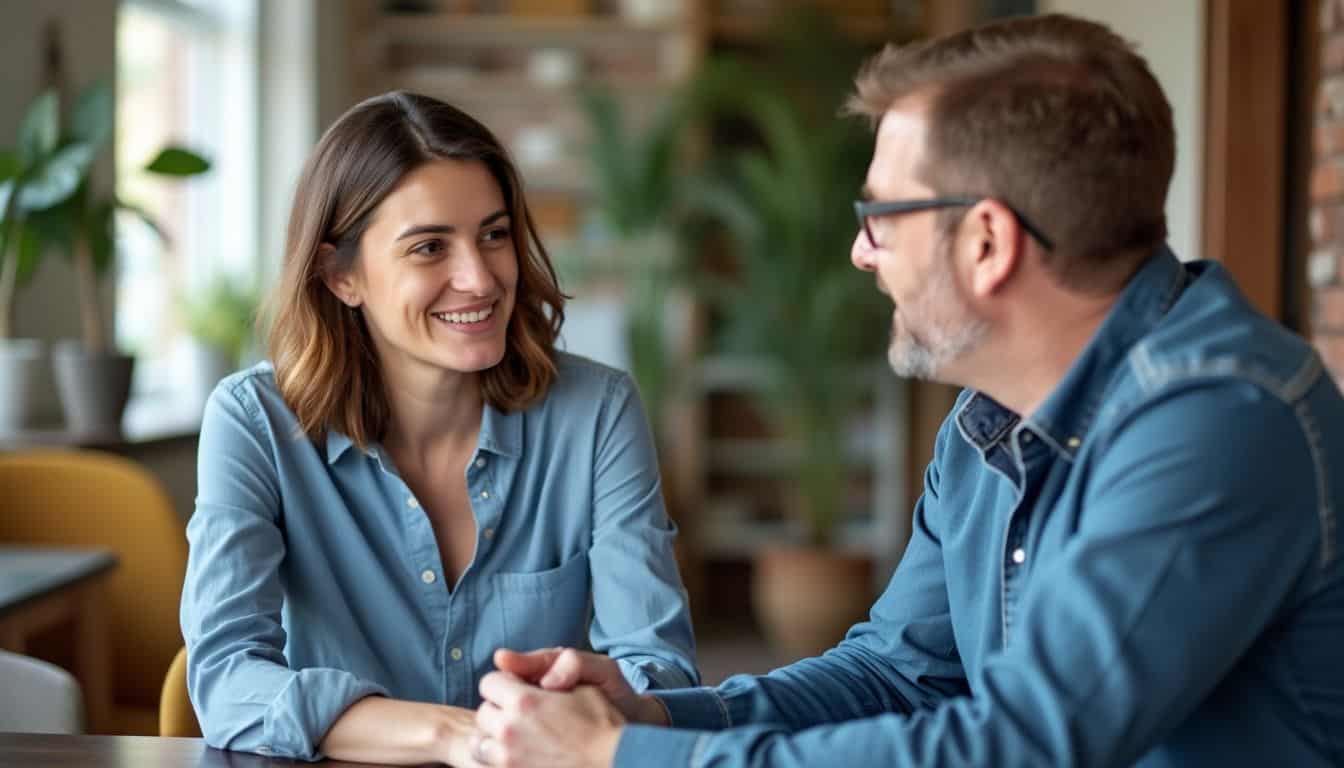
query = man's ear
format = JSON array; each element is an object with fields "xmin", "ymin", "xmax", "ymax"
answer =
[
  {"xmin": 963, "ymin": 199, "xmax": 1023, "ymax": 299},
  {"xmin": 317, "ymin": 243, "xmax": 361, "ymax": 308}
]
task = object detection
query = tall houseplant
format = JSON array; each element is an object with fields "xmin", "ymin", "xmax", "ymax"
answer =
[
  {"xmin": 577, "ymin": 85, "xmax": 694, "ymax": 435},
  {"xmin": 690, "ymin": 29, "xmax": 891, "ymax": 656},
  {"xmin": 0, "ymin": 88, "xmax": 99, "ymax": 429},
  {"xmin": 16, "ymin": 78, "xmax": 209, "ymax": 433}
]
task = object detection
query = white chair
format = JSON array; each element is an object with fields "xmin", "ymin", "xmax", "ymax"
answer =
[{"xmin": 0, "ymin": 649, "xmax": 84, "ymax": 733}]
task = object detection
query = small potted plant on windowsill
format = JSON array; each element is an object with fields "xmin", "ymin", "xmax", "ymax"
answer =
[{"xmin": 179, "ymin": 274, "xmax": 258, "ymax": 408}]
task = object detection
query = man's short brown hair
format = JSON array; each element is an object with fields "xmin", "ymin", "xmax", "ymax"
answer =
[{"xmin": 848, "ymin": 14, "xmax": 1175, "ymax": 290}]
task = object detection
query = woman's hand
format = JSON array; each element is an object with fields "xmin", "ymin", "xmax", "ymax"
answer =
[{"xmin": 318, "ymin": 696, "xmax": 488, "ymax": 766}]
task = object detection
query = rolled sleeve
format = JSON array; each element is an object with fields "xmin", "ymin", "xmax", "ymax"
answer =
[
  {"xmin": 182, "ymin": 381, "xmax": 386, "ymax": 760},
  {"xmin": 587, "ymin": 372, "xmax": 698, "ymax": 690}
]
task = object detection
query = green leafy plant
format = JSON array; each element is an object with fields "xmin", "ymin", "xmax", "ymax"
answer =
[
  {"xmin": 180, "ymin": 275, "xmax": 259, "ymax": 367},
  {"xmin": 689, "ymin": 49, "xmax": 891, "ymax": 548},
  {"xmin": 0, "ymin": 89, "xmax": 99, "ymax": 339},
  {"xmin": 0, "ymin": 79, "xmax": 210, "ymax": 349},
  {"xmin": 577, "ymin": 85, "xmax": 695, "ymax": 429}
]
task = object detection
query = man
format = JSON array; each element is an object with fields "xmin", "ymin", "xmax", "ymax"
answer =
[{"xmin": 469, "ymin": 13, "xmax": 1344, "ymax": 767}]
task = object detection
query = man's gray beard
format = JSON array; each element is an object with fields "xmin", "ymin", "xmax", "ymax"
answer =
[
  {"xmin": 885, "ymin": 240, "xmax": 988, "ymax": 380},
  {"xmin": 887, "ymin": 316, "xmax": 987, "ymax": 380}
]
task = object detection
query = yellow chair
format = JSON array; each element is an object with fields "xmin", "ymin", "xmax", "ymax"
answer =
[
  {"xmin": 159, "ymin": 646, "xmax": 200, "ymax": 737},
  {"xmin": 0, "ymin": 449, "xmax": 188, "ymax": 735}
]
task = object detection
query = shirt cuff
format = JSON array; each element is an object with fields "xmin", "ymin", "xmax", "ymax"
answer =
[
  {"xmin": 615, "ymin": 724, "xmax": 704, "ymax": 768},
  {"xmin": 617, "ymin": 657, "xmax": 696, "ymax": 691},
  {"xmin": 263, "ymin": 667, "xmax": 388, "ymax": 761},
  {"xmin": 651, "ymin": 687, "xmax": 732, "ymax": 730}
]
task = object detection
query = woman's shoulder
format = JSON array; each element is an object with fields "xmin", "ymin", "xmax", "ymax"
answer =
[{"xmin": 548, "ymin": 351, "xmax": 635, "ymax": 404}]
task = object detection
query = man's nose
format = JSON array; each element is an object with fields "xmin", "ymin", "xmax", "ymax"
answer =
[{"xmin": 851, "ymin": 231, "xmax": 876, "ymax": 272}]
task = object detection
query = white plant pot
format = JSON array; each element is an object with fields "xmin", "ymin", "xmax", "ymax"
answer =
[{"xmin": 0, "ymin": 339, "xmax": 48, "ymax": 432}]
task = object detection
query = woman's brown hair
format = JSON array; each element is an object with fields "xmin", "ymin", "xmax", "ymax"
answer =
[{"xmin": 264, "ymin": 91, "xmax": 565, "ymax": 449}]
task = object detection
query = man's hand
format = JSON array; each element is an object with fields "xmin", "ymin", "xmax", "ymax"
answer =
[
  {"xmin": 492, "ymin": 648, "xmax": 668, "ymax": 725},
  {"xmin": 474, "ymin": 671, "xmax": 624, "ymax": 768}
]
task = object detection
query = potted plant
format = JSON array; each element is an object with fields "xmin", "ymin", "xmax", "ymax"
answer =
[
  {"xmin": 15, "ymin": 77, "xmax": 209, "ymax": 434},
  {"xmin": 0, "ymin": 89, "xmax": 98, "ymax": 431},
  {"xmin": 574, "ymin": 85, "xmax": 696, "ymax": 438},
  {"xmin": 179, "ymin": 274, "xmax": 258, "ymax": 407},
  {"xmin": 690, "ymin": 38, "xmax": 891, "ymax": 657}
]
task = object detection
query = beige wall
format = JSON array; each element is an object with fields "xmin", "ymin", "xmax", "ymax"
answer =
[{"xmin": 1039, "ymin": 0, "xmax": 1206, "ymax": 263}]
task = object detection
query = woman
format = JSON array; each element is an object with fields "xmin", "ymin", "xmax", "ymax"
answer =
[{"xmin": 180, "ymin": 92, "xmax": 697, "ymax": 765}]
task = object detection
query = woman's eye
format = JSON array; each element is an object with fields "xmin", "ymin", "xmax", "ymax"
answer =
[
  {"xmin": 482, "ymin": 226, "xmax": 511, "ymax": 245},
  {"xmin": 412, "ymin": 239, "xmax": 444, "ymax": 257}
]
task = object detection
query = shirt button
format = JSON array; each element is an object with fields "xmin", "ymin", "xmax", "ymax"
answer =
[
  {"xmin": 450, "ymin": 647, "xmax": 464, "ymax": 661},
  {"xmin": 407, "ymin": 497, "xmax": 419, "ymax": 509},
  {"xmin": 483, "ymin": 527, "xmax": 495, "ymax": 539},
  {"xmin": 475, "ymin": 457, "xmax": 487, "ymax": 469},
  {"xmin": 1020, "ymin": 432, "xmax": 1033, "ymax": 444},
  {"xmin": 421, "ymin": 569, "xmax": 436, "ymax": 584},
  {"xmin": 1011, "ymin": 548, "xmax": 1026, "ymax": 564},
  {"xmin": 1067, "ymin": 436, "xmax": 1081, "ymax": 449},
  {"xmin": 479, "ymin": 490, "xmax": 490, "ymax": 500}
]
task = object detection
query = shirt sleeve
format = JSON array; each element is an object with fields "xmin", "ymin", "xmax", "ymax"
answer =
[
  {"xmin": 587, "ymin": 371, "xmax": 699, "ymax": 690},
  {"xmin": 616, "ymin": 380, "xmax": 1323, "ymax": 767},
  {"xmin": 619, "ymin": 412, "xmax": 970, "ymax": 750},
  {"xmin": 181, "ymin": 381, "xmax": 387, "ymax": 761}
]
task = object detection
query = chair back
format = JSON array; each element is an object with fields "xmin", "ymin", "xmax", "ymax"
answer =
[
  {"xmin": 0, "ymin": 649, "xmax": 84, "ymax": 733},
  {"xmin": 158, "ymin": 646, "xmax": 200, "ymax": 737},
  {"xmin": 0, "ymin": 450, "xmax": 188, "ymax": 712}
]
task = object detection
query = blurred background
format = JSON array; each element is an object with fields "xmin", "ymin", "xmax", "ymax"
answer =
[{"xmin": 0, "ymin": 0, "xmax": 1325, "ymax": 729}]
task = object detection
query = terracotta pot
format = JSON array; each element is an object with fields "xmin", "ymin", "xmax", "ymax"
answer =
[{"xmin": 751, "ymin": 546, "xmax": 874, "ymax": 660}]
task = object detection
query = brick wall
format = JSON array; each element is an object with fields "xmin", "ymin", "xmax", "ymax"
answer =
[{"xmin": 1315, "ymin": 0, "xmax": 1344, "ymax": 382}]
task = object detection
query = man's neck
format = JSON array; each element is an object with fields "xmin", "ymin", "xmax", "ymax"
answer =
[{"xmin": 954, "ymin": 290, "xmax": 1120, "ymax": 417}]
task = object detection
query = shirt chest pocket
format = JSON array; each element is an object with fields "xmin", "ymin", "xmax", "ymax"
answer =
[{"xmin": 492, "ymin": 551, "xmax": 591, "ymax": 651}]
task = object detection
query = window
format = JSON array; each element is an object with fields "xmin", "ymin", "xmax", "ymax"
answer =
[{"xmin": 116, "ymin": 0, "xmax": 258, "ymax": 403}]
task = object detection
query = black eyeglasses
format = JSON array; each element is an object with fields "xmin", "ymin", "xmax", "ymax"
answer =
[{"xmin": 853, "ymin": 197, "xmax": 1055, "ymax": 252}]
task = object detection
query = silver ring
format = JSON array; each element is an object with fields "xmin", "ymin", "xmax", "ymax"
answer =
[{"xmin": 472, "ymin": 735, "xmax": 493, "ymax": 766}]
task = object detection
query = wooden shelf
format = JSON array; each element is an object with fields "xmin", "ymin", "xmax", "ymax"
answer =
[
  {"xmin": 378, "ymin": 12, "xmax": 684, "ymax": 51},
  {"xmin": 710, "ymin": 13, "xmax": 898, "ymax": 45}
]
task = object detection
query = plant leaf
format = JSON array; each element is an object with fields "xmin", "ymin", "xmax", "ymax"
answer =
[
  {"xmin": 18, "ymin": 142, "xmax": 96, "ymax": 210},
  {"xmin": 0, "ymin": 151, "xmax": 18, "ymax": 182},
  {"xmin": 83, "ymin": 200, "xmax": 116, "ymax": 275},
  {"xmin": 116, "ymin": 199, "xmax": 168, "ymax": 242},
  {"xmin": 18, "ymin": 90, "xmax": 60, "ymax": 167},
  {"xmin": 144, "ymin": 147, "xmax": 211, "ymax": 176},
  {"xmin": 70, "ymin": 78, "xmax": 114, "ymax": 151},
  {"xmin": 14, "ymin": 220, "xmax": 44, "ymax": 286}
]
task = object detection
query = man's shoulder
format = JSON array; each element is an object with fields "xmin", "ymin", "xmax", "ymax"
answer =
[{"xmin": 1117, "ymin": 262, "xmax": 1323, "ymax": 407}]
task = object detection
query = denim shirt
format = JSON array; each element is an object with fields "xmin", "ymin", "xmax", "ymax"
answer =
[
  {"xmin": 181, "ymin": 352, "xmax": 698, "ymax": 760},
  {"xmin": 618, "ymin": 249, "xmax": 1344, "ymax": 767}
]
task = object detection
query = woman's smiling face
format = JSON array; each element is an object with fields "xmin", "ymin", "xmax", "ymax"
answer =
[{"xmin": 329, "ymin": 158, "xmax": 519, "ymax": 379}]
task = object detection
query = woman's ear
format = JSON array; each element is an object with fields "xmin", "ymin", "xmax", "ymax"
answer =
[{"xmin": 318, "ymin": 243, "xmax": 362, "ymax": 308}]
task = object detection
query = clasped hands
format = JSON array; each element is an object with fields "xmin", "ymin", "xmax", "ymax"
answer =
[{"xmin": 462, "ymin": 648, "xmax": 669, "ymax": 768}]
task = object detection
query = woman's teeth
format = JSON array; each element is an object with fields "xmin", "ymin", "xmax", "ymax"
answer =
[{"xmin": 433, "ymin": 304, "xmax": 494, "ymax": 325}]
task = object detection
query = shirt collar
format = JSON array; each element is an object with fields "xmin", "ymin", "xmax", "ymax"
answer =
[
  {"xmin": 956, "ymin": 246, "xmax": 1189, "ymax": 459},
  {"xmin": 324, "ymin": 398, "xmax": 524, "ymax": 464}
]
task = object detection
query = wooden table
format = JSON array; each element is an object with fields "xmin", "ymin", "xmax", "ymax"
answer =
[
  {"xmin": 0, "ymin": 547, "xmax": 117, "ymax": 734},
  {"xmin": 0, "ymin": 733, "xmax": 428, "ymax": 766}
]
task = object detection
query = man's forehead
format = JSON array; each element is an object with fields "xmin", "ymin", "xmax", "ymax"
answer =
[{"xmin": 869, "ymin": 103, "xmax": 931, "ymax": 195}]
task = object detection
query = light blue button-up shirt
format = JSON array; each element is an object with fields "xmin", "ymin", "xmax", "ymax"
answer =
[
  {"xmin": 181, "ymin": 352, "xmax": 698, "ymax": 760},
  {"xmin": 617, "ymin": 249, "xmax": 1344, "ymax": 767}
]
